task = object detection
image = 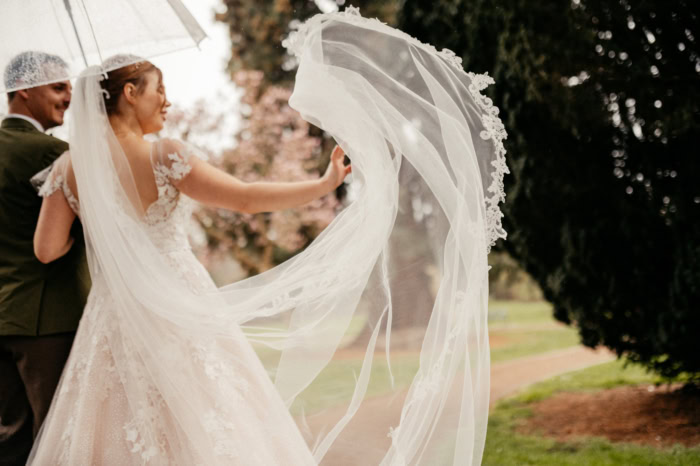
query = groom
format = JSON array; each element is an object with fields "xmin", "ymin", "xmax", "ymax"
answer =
[{"xmin": 0, "ymin": 52, "xmax": 90, "ymax": 465}]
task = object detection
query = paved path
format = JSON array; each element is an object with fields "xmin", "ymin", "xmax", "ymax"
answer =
[{"xmin": 307, "ymin": 345, "xmax": 616, "ymax": 465}]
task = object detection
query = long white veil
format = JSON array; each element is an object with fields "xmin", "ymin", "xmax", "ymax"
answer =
[{"xmin": 51, "ymin": 7, "xmax": 507, "ymax": 465}]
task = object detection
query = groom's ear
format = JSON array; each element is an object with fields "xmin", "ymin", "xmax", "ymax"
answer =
[{"xmin": 15, "ymin": 88, "xmax": 30, "ymax": 101}]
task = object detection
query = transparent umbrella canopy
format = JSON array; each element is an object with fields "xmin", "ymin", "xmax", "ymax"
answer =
[{"xmin": 1, "ymin": 0, "xmax": 206, "ymax": 93}]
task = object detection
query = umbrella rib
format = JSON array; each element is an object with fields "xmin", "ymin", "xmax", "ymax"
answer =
[
  {"xmin": 62, "ymin": 0, "xmax": 88, "ymax": 67},
  {"xmin": 50, "ymin": 0, "xmax": 75, "ymax": 59},
  {"xmin": 78, "ymin": 0, "xmax": 105, "ymax": 66}
]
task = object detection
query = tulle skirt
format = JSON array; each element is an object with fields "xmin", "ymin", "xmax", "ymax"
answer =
[{"xmin": 28, "ymin": 251, "xmax": 316, "ymax": 465}]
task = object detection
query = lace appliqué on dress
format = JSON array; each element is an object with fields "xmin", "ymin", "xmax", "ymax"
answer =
[
  {"xmin": 37, "ymin": 171, "xmax": 81, "ymax": 215},
  {"xmin": 202, "ymin": 410, "xmax": 240, "ymax": 460},
  {"xmin": 123, "ymin": 397, "xmax": 168, "ymax": 463},
  {"xmin": 165, "ymin": 152, "xmax": 193, "ymax": 181},
  {"xmin": 146, "ymin": 150, "xmax": 194, "ymax": 224},
  {"xmin": 37, "ymin": 172, "xmax": 62, "ymax": 198}
]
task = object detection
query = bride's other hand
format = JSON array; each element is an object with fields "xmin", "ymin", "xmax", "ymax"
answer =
[{"xmin": 322, "ymin": 145, "xmax": 352, "ymax": 190}]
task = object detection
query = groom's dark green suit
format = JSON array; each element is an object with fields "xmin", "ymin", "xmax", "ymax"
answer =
[
  {"xmin": 0, "ymin": 117, "xmax": 90, "ymax": 465},
  {"xmin": 0, "ymin": 118, "xmax": 90, "ymax": 335}
]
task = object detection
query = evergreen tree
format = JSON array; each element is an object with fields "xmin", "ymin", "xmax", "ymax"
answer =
[{"xmin": 399, "ymin": 0, "xmax": 700, "ymax": 379}]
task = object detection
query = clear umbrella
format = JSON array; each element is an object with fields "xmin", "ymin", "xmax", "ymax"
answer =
[{"xmin": 1, "ymin": 0, "xmax": 206, "ymax": 93}]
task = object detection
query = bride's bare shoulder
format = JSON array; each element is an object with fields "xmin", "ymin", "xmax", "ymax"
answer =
[
  {"xmin": 118, "ymin": 138, "xmax": 152, "ymax": 161},
  {"xmin": 153, "ymin": 137, "xmax": 181, "ymax": 148}
]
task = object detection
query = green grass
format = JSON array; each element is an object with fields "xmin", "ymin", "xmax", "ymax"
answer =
[
  {"xmin": 488, "ymin": 300, "xmax": 557, "ymax": 326},
  {"xmin": 291, "ymin": 354, "xmax": 420, "ymax": 415},
  {"xmin": 288, "ymin": 324, "xmax": 578, "ymax": 415},
  {"xmin": 490, "ymin": 327, "xmax": 581, "ymax": 363},
  {"xmin": 515, "ymin": 358, "xmax": 666, "ymax": 403},
  {"xmin": 483, "ymin": 359, "xmax": 700, "ymax": 465},
  {"xmin": 264, "ymin": 300, "xmax": 583, "ymax": 415},
  {"xmin": 488, "ymin": 300, "xmax": 582, "ymax": 362},
  {"xmin": 290, "ymin": 301, "xmax": 576, "ymax": 414}
]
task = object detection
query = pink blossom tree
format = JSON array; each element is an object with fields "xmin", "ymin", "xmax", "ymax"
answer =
[{"xmin": 165, "ymin": 70, "xmax": 341, "ymax": 277}]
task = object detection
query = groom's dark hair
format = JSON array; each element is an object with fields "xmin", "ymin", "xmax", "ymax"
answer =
[{"xmin": 4, "ymin": 51, "xmax": 69, "ymax": 102}]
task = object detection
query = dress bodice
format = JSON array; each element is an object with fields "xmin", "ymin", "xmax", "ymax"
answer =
[
  {"xmin": 142, "ymin": 151, "xmax": 198, "ymax": 254},
  {"xmin": 37, "ymin": 139, "xmax": 203, "ymax": 256},
  {"xmin": 30, "ymin": 141, "xmax": 314, "ymax": 466}
]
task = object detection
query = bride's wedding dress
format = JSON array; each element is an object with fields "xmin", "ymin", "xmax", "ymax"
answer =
[
  {"xmin": 29, "ymin": 7, "xmax": 507, "ymax": 465},
  {"xmin": 30, "ymin": 142, "xmax": 316, "ymax": 464}
]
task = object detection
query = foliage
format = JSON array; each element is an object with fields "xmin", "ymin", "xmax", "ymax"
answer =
[
  {"xmin": 193, "ymin": 71, "xmax": 340, "ymax": 275},
  {"xmin": 489, "ymin": 252, "xmax": 543, "ymax": 301},
  {"xmin": 399, "ymin": 0, "xmax": 700, "ymax": 380},
  {"xmin": 215, "ymin": 0, "xmax": 400, "ymax": 86},
  {"xmin": 204, "ymin": 1, "xmax": 402, "ymax": 276}
]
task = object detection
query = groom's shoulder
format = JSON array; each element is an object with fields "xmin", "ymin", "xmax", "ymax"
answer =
[
  {"xmin": 11, "ymin": 129, "xmax": 68, "ymax": 152},
  {"xmin": 39, "ymin": 133, "xmax": 69, "ymax": 160},
  {"xmin": 42, "ymin": 132, "xmax": 68, "ymax": 149},
  {"xmin": 0, "ymin": 128, "xmax": 68, "ymax": 164}
]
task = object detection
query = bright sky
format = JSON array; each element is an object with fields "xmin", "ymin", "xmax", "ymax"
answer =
[
  {"xmin": 152, "ymin": 0, "xmax": 236, "ymax": 109},
  {"xmin": 151, "ymin": 0, "xmax": 240, "ymax": 151},
  {"xmin": 1, "ymin": 0, "xmax": 334, "ymax": 150},
  {"xmin": 0, "ymin": 0, "xmax": 240, "ymax": 150}
]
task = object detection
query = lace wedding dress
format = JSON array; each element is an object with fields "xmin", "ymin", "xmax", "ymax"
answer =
[
  {"xmin": 30, "ymin": 8, "xmax": 507, "ymax": 465},
  {"xmin": 29, "ymin": 141, "xmax": 316, "ymax": 465}
]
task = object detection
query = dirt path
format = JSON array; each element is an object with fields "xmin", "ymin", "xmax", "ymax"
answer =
[
  {"xmin": 306, "ymin": 345, "xmax": 616, "ymax": 465},
  {"xmin": 489, "ymin": 345, "xmax": 616, "ymax": 406}
]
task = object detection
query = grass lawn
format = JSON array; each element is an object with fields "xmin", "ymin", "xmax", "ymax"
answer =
[
  {"xmin": 488, "ymin": 300, "xmax": 558, "ymax": 326},
  {"xmin": 483, "ymin": 359, "xmax": 700, "ymax": 465},
  {"xmin": 262, "ymin": 300, "xmax": 585, "ymax": 415},
  {"xmin": 490, "ymin": 327, "xmax": 581, "ymax": 363},
  {"xmin": 291, "ymin": 354, "xmax": 419, "ymax": 415},
  {"xmin": 488, "ymin": 300, "xmax": 581, "ymax": 362}
]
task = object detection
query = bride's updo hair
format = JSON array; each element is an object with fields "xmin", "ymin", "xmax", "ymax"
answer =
[{"xmin": 100, "ymin": 54, "xmax": 162, "ymax": 115}]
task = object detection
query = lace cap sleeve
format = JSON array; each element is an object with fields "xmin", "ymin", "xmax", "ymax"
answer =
[
  {"xmin": 152, "ymin": 138, "xmax": 209, "ymax": 183},
  {"xmin": 32, "ymin": 151, "xmax": 70, "ymax": 197}
]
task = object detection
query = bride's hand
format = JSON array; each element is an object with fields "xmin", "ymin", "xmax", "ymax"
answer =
[{"xmin": 323, "ymin": 145, "xmax": 352, "ymax": 190}]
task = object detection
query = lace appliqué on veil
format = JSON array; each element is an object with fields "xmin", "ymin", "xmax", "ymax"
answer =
[
  {"xmin": 285, "ymin": 6, "xmax": 509, "ymax": 253},
  {"xmin": 466, "ymin": 72, "xmax": 509, "ymax": 252},
  {"xmin": 285, "ymin": 6, "xmax": 464, "ymax": 71}
]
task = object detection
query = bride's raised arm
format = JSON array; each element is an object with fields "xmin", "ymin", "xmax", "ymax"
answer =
[{"xmin": 163, "ymin": 139, "xmax": 351, "ymax": 214}]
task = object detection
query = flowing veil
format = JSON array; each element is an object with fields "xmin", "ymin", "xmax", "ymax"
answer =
[{"xmin": 41, "ymin": 7, "xmax": 507, "ymax": 465}]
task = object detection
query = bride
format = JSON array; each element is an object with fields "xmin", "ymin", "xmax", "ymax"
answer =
[
  {"xmin": 30, "ymin": 55, "xmax": 347, "ymax": 464},
  {"xmin": 29, "ymin": 7, "xmax": 506, "ymax": 465}
]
